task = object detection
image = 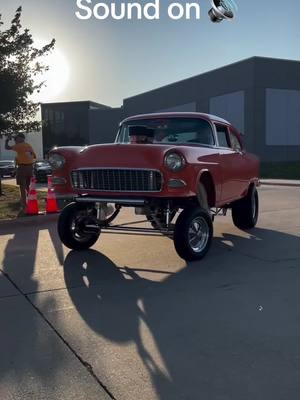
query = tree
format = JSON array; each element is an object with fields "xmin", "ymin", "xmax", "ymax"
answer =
[{"xmin": 0, "ymin": 6, "xmax": 55, "ymax": 195}]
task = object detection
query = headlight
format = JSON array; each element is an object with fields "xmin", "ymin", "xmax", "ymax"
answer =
[
  {"xmin": 48, "ymin": 153, "xmax": 66, "ymax": 170},
  {"xmin": 164, "ymin": 152, "xmax": 186, "ymax": 172}
]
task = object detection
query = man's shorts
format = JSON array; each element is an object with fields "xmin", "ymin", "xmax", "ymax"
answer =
[{"xmin": 16, "ymin": 164, "xmax": 34, "ymax": 186}]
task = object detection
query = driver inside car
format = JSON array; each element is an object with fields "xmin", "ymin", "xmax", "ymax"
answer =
[
  {"xmin": 129, "ymin": 126, "xmax": 154, "ymax": 144},
  {"xmin": 154, "ymin": 127, "xmax": 169, "ymax": 143}
]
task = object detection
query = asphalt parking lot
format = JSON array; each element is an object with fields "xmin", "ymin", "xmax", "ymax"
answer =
[{"xmin": 0, "ymin": 185, "xmax": 300, "ymax": 400}]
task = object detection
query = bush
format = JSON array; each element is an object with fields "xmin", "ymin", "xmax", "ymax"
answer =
[{"xmin": 261, "ymin": 162, "xmax": 300, "ymax": 180}]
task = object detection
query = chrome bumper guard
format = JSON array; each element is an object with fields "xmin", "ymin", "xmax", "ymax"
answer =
[{"xmin": 75, "ymin": 196, "xmax": 146, "ymax": 206}]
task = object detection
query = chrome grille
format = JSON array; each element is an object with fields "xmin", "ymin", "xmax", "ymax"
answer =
[{"xmin": 71, "ymin": 169, "xmax": 162, "ymax": 192}]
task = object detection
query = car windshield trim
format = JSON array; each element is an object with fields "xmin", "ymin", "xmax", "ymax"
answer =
[{"xmin": 117, "ymin": 117, "xmax": 216, "ymax": 147}]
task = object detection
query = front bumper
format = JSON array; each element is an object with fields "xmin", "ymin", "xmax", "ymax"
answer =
[
  {"xmin": 0, "ymin": 168, "xmax": 15, "ymax": 176},
  {"xmin": 35, "ymin": 171, "xmax": 52, "ymax": 181}
]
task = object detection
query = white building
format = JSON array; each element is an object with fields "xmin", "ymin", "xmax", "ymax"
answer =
[{"xmin": 0, "ymin": 131, "xmax": 43, "ymax": 161}]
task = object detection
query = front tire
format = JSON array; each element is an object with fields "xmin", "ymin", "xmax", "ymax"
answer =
[
  {"xmin": 232, "ymin": 185, "xmax": 259, "ymax": 229},
  {"xmin": 174, "ymin": 207, "xmax": 213, "ymax": 262},
  {"xmin": 58, "ymin": 202, "xmax": 100, "ymax": 251}
]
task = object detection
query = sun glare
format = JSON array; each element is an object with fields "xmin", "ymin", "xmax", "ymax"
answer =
[{"xmin": 32, "ymin": 39, "xmax": 71, "ymax": 103}]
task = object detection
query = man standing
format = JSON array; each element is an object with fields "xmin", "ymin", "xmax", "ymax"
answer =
[{"xmin": 5, "ymin": 133, "xmax": 36, "ymax": 209}]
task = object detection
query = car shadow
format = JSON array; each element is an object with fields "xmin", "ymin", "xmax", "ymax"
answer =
[{"xmin": 63, "ymin": 226, "xmax": 300, "ymax": 399}]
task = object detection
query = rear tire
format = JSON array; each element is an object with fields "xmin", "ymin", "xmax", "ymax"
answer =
[
  {"xmin": 232, "ymin": 185, "xmax": 259, "ymax": 229},
  {"xmin": 58, "ymin": 202, "xmax": 100, "ymax": 251},
  {"xmin": 174, "ymin": 207, "xmax": 213, "ymax": 262}
]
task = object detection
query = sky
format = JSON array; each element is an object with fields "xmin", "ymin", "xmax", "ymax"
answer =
[{"xmin": 1, "ymin": 0, "xmax": 300, "ymax": 107}]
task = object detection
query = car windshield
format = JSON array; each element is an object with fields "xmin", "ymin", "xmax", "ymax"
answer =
[
  {"xmin": 0, "ymin": 161, "xmax": 14, "ymax": 165},
  {"xmin": 117, "ymin": 118, "xmax": 215, "ymax": 146},
  {"xmin": 36, "ymin": 161, "xmax": 50, "ymax": 167}
]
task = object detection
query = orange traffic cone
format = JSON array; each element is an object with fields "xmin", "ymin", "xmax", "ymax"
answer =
[
  {"xmin": 46, "ymin": 176, "xmax": 59, "ymax": 214},
  {"xmin": 26, "ymin": 177, "xmax": 39, "ymax": 215}
]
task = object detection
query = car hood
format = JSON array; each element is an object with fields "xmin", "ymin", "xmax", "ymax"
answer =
[
  {"xmin": 73, "ymin": 144, "xmax": 211, "ymax": 169},
  {"xmin": 36, "ymin": 166, "xmax": 52, "ymax": 171},
  {"xmin": 71, "ymin": 143, "xmax": 215, "ymax": 169},
  {"xmin": 72, "ymin": 143, "xmax": 172, "ymax": 169}
]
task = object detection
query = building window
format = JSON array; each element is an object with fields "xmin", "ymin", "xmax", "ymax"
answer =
[
  {"xmin": 48, "ymin": 109, "xmax": 54, "ymax": 123},
  {"xmin": 266, "ymin": 88, "xmax": 300, "ymax": 146}
]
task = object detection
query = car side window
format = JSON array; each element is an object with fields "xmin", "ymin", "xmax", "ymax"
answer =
[
  {"xmin": 215, "ymin": 125, "xmax": 231, "ymax": 148},
  {"xmin": 229, "ymin": 131, "xmax": 242, "ymax": 152}
]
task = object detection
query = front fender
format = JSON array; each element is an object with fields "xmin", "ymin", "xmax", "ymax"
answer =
[{"xmin": 195, "ymin": 164, "xmax": 222, "ymax": 206}]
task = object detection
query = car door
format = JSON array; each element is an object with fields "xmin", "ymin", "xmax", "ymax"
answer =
[
  {"xmin": 215, "ymin": 123, "xmax": 244, "ymax": 203},
  {"xmin": 228, "ymin": 128, "xmax": 250, "ymax": 195}
]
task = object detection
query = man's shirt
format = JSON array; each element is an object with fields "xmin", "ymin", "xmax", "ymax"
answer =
[{"xmin": 11, "ymin": 142, "xmax": 36, "ymax": 165}]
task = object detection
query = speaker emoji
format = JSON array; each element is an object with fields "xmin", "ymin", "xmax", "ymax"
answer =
[{"xmin": 208, "ymin": 0, "xmax": 237, "ymax": 23}]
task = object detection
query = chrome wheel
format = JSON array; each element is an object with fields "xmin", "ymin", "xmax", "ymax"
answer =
[
  {"xmin": 174, "ymin": 207, "xmax": 213, "ymax": 261},
  {"xmin": 188, "ymin": 216, "xmax": 210, "ymax": 253},
  {"xmin": 70, "ymin": 210, "xmax": 98, "ymax": 242}
]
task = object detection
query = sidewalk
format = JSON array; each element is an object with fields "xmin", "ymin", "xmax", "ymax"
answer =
[{"xmin": 260, "ymin": 179, "xmax": 300, "ymax": 187}]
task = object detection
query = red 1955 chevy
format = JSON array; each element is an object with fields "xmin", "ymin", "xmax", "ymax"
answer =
[{"xmin": 49, "ymin": 112, "xmax": 260, "ymax": 261}]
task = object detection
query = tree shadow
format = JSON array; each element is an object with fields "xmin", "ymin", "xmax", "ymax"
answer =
[
  {"xmin": 63, "ymin": 226, "xmax": 300, "ymax": 399},
  {"xmin": 0, "ymin": 217, "xmax": 66, "ymax": 397},
  {"xmin": 0, "ymin": 216, "xmax": 64, "ymax": 269}
]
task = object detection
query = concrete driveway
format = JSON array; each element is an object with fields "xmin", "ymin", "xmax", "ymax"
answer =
[{"xmin": 0, "ymin": 186, "xmax": 300, "ymax": 400}]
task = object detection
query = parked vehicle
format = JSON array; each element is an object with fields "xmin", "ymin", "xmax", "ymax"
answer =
[
  {"xmin": 0, "ymin": 160, "xmax": 16, "ymax": 178},
  {"xmin": 34, "ymin": 160, "xmax": 52, "ymax": 183},
  {"xmin": 49, "ymin": 113, "xmax": 260, "ymax": 261}
]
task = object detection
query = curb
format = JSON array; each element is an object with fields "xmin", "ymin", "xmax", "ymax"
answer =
[
  {"xmin": 260, "ymin": 180, "xmax": 300, "ymax": 188},
  {"xmin": 0, "ymin": 213, "xmax": 59, "ymax": 228}
]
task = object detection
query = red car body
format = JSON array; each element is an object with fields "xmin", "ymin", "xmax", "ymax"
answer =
[{"xmin": 50, "ymin": 112, "xmax": 259, "ymax": 207}]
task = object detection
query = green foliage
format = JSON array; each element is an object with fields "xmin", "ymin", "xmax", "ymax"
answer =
[
  {"xmin": 0, "ymin": 6, "xmax": 55, "ymax": 137},
  {"xmin": 0, "ymin": 184, "xmax": 46, "ymax": 219},
  {"xmin": 261, "ymin": 162, "xmax": 300, "ymax": 180}
]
